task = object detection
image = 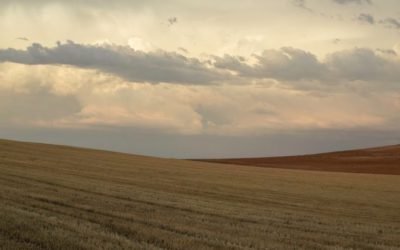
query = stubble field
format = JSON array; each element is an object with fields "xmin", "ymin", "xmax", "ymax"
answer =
[{"xmin": 0, "ymin": 139, "xmax": 399, "ymax": 249}]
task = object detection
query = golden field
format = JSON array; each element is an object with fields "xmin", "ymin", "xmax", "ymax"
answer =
[{"xmin": 0, "ymin": 139, "xmax": 399, "ymax": 249}]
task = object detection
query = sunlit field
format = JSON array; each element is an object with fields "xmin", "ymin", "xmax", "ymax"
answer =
[{"xmin": 1, "ymin": 139, "xmax": 399, "ymax": 249}]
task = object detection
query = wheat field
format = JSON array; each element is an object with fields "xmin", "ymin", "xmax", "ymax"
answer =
[{"xmin": 0, "ymin": 139, "xmax": 399, "ymax": 249}]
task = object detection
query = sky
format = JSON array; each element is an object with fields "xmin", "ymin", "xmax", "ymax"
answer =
[{"xmin": 1, "ymin": 0, "xmax": 400, "ymax": 158}]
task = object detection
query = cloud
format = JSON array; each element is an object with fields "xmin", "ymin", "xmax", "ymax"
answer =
[
  {"xmin": 167, "ymin": 17, "xmax": 178, "ymax": 26},
  {"xmin": 178, "ymin": 47, "xmax": 188, "ymax": 54},
  {"xmin": 380, "ymin": 18, "xmax": 400, "ymax": 30},
  {"xmin": 291, "ymin": 0, "xmax": 313, "ymax": 12},
  {"xmin": 325, "ymin": 48, "xmax": 400, "ymax": 82},
  {"xmin": 16, "ymin": 37, "xmax": 30, "ymax": 41},
  {"xmin": 0, "ymin": 88, "xmax": 81, "ymax": 125},
  {"xmin": 214, "ymin": 47, "xmax": 327, "ymax": 81},
  {"xmin": 332, "ymin": 0, "xmax": 372, "ymax": 5},
  {"xmin": 0, "ymin": 64, "xmax": 389, "ymax": 134},
  {"xmin": 376, "ymin": 49, "xmax": 397, "ymax": 56},
  {"xmin": 0, "ymin": 64, "xmax": 81, "ymax": 126},
  {"xmin": 0, "ymin": 60, "xmax": 399, "ymax": 145},
  {"xmin": 127, "ymin": 37, "xmax": 153, "ymax": 52},
  {"xmin": 214, "ymin": 47, "xmax": 400, "ymax": 84},
  {"xmin": 0, "ymin": 41, "xmax": 227, "ymax": 85},
  {"xmin": 357, "ymin": 13, "xmax": 375, "ymax": 25},
  {"xmin": 2, "ymin": 41, "xmax": 400, "ymax": 88}
]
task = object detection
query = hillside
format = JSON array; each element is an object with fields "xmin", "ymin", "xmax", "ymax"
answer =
[
  {"xmin": 0, "ymin": 139, "xmax": 399, "ymax": 249},
  {"xmin": 199, "ymin": 145, "xmax": 400, "ymax": 175}
]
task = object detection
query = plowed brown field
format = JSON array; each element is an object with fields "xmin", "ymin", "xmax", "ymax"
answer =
[{"xmin": 199, "ymin": 145, "xmax": 400, "ymax": 175}]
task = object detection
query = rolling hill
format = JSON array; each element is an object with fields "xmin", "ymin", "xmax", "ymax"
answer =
[
  {"xmin": 0, "ymin": 139, "xmax": 399, "ymax": 249},
  {"xmin": 198, "ymin": 145, "xmax": 400, "ymax": 175}
]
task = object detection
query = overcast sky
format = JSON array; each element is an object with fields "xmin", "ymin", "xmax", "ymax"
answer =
[{"xmin": 1, "ymin": 0, "xmax": 400, "ymax": 158}]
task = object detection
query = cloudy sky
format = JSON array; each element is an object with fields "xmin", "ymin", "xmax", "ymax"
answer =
[{"xmin": 1, "ymin": 0, "xmax": 400, "ymax": 158}]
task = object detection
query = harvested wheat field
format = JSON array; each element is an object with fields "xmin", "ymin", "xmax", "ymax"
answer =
[
  {"xmin": 0, "ymin": 139, "xmax": 399, "ymax": 249},
  {"xmin": 200, "ymin": 145, "xmax": 400, "ymax": 175}
]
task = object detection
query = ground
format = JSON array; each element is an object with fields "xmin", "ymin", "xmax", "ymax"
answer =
[{"xmin": 0, "ymin": 139, "xmax": 399, "ymax": 249}]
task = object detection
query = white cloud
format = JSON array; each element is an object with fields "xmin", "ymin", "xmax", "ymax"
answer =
[
  {"xmin": 0, "ymin": 63, "xmax": 398, "ymax": 136},
  {"xmin": 127, "ymin": 37, "xmax": 154, "ymax": 52}
]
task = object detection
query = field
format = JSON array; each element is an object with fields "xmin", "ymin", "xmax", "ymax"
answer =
[
  {"xmin": 0, "ymin": 139, "xmax": 399, "ymax": 249},
  {"xmin": 200, "ymin": 145, "xmax": 400, "ymax": 175}
]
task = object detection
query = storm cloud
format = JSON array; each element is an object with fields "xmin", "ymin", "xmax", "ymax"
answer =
[
  {"xmin": 214, "ymin": 47, "xmax": 400, "ymax": 84},
  {"xmin": 1, "ymin": 42, "xmax": 400, "ymax": 87},
  {"xmin": 214, "ymin": 48, "xmax": 327, "ymax": 81},
  {"xmin": 0, "ymin": 41, "xmax": 227, "ymax": 85},
  {"xmin": 326, "ymin": 48, "xmax": 400, "ymax": 82}
]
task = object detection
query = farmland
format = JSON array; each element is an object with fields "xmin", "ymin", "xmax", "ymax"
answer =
[
  {"xmin": 201, "ymin": 145, "xmax": 400, "ymax": 175},
  {"xmin": 0, "ymin": 139, "xmax": 399, "ymax": 249}
]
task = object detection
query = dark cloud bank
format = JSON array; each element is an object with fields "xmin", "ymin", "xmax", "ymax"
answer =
[
  {"xmin": 0, "ymin": 41, "xmax": 225, "ymax": 85},
  {"xmin": 214, "ymin": 47, "xmax": 400, "ymax": 83},
  {"xmin": 0, "ymin": 41, "xmax": 399, "ymax": 85}
]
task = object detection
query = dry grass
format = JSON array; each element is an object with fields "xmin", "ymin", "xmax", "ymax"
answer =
[{"xmin": 0, "ymin": 139, "xmax": 399, "ymax": 249}]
